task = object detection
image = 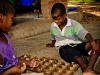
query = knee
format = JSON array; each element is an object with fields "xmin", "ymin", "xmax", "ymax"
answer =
[
  {"xmin": 74, "ymin": 56, "xmax": 88, "ymax": 65},
  {"xmin": 95, "ymin": 39, "xmax": 100, "ymax": 43},
  {"xmin": 85, "ymin": 42, "xmax": 91, "ymax": 51}
]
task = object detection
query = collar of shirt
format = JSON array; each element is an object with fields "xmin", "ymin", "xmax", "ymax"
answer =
[{"xmin": 53, "ymin": 17, "xmax": 71, "ymax": 36}]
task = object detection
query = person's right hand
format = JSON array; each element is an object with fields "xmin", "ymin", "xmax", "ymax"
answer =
[
  {"xmin": 11, "ymin": 63, "xmax": 26, "ymax": 75},
  {"xmin": 20, "ymin": 63, "xmax": 26, "ymax": 72},
  {"xmin": 46, "ymin": 43, "xmax": 51, "ymax": 47},
  {"xmin": 46, "ymin": 43, "xmax": 54, "ymax": 47},
  {"xmin": 30, "ymin": 58, "xmax": 40, "ymax": 67},
  {"xmin": 1, "ymin": 63, "xmax": 26, "ymax": 75},
  {"xmin": 46, "ymin": 40, "xmax": 55, "ymax": 47}
]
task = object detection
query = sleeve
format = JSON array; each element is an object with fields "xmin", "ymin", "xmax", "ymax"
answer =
[
  {"xmin": 74, "ymin": 23, "xmax": 89, "ymax": 40},
  {"xmin": 50, "ymin": 23, "xmax": 55, "ymax": 40}
]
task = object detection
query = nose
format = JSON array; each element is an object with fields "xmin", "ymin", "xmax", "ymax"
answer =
[{"xmin": 54, "ymin": 20, "xmax": 59, "ymax": 24}]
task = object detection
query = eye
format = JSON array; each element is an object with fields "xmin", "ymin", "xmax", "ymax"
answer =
[{"xmin": 58, "ymin": 18, "xmax": 60, "ymax": 20}]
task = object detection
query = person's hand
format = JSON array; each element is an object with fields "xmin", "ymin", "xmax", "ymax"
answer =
[
  {"xmin": 30, "ymin": 57, "xmax": 40, "ymax": 67},
  {"xmin": 91, "ymin": 40, "xmax": 100, "ymax": 54},
  {"xmin": 46, "ymin": 43, "xmax": 51, "ymax": 47},
  {"xmin": 20, "ymin": 63, "xmax": 26, "ymax": 72},
  {"xmin": 83, "ymin": 68, "xmax": 99, "ymax": 75},
  {"xmin": 46, "ymin": 40, "xmax": 55, "ymax": 47},
  {"xmin": 1, "ymin": 63, "xmax": 26, "ymax": 75},
  {"xmin": 46, "ymin": 43, "xmax": 54, "ymax": 47},
  {"xmin": 12, "ymin": 63, "xmax": 26, "ymax": 74}
]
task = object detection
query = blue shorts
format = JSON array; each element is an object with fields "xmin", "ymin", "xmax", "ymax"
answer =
[{"xmin": 59, "ymin": 42, "xmax": 89, "ymax": 63}]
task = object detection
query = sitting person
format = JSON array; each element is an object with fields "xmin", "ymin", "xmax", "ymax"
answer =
[
  {"xmin": 0, "ymin": 0, "xmax": 48, "ymax": 75},
  {"xmin": 46, "ymin": 3, "xmax": 100, "ymax": 75}
]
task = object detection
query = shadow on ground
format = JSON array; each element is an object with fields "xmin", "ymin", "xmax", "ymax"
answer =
[{"xmin": 13, "ymin": 18, "xmax": 34, "ymax": 26}]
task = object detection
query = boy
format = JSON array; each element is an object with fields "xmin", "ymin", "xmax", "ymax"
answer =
[
  {"xmin": 0, "ymin": 0, "xmax": 48, "ymax": 75},
  {"xmin": 46, "ymin": 3, "xmax": 100, "ymax": 75}
]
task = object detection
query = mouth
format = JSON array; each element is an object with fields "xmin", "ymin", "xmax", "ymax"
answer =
[{"xmin": 57, "ymin": 23, "xmax": 61, "ymax": 25}]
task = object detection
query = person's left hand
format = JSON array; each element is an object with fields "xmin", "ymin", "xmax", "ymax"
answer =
[
  {"xmin": 91, "ymin": 40, "xmax": 100, "ymax": 54},
  {"xmin": 30, "ymin": 57, "xmax": 40, "ymax": 67}
]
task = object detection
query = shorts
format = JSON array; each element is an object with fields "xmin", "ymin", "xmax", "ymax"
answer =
[{"xmin": 59, "ymin": 42, "xmax": 89, "ymax": 63}]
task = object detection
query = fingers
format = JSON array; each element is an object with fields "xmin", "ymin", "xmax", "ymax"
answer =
[
  {"xmin": 20, "ymin": 63, "xmax": 26, "ymax": 72},
  {"xmin": 32, "ymin": 61, "xmax": 39, "ymax": 67},
  {"xmin": 30, "ymin": 58, "xmax": 40, "ymax": 67},
  {"xmin": 46, "ymin": 43, "xmax": 52, "ymax": 47},
  {"xmin": 46, "ymin": 43, "xmax": 50, "ymax": 47}
]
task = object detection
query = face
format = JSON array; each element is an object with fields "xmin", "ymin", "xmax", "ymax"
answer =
[
  {"xmin": 0, "ymin": 13, "xmax": 14, "ymax": 32},
  {"xmin": 51, "ymin": 12, "xmax": 66, "ymax": 26}
]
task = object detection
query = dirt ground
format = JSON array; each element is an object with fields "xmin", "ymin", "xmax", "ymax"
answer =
[
  {"xmin": 10, "ymin": 3, "xmax": 100, "ymax": 75},
  {"xmin": 75, "ymin": 3, "xmax": 100, "ymax": 24},
  {"xmin": 14, "ymin": 3, "xmax": 100, "ymax": 24}
]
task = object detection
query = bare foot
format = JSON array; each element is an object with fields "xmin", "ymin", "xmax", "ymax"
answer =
[
  {"xmin": 44, "ymin": 73, "xmax": 50, "ymax": 75},
  {"xmin": 83, "ymin": 69, "xmax": 100, "ymax": 75},
  {"xmin": 83, "ymin": 72, "xmax": 98, "ymax": 75}
]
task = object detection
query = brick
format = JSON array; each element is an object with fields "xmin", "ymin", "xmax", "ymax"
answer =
[
  {"xmin": 61, "ymin": 0, "xmax": 67, "ymax": 2},
  {"xmin": 41, "ymin": 6, "xmax": 50, "ymax": 9},
  {"xmin": 41, "ymin": 0, "xmax": 68, "ymax": 19},
  {"xmin": 54, "ymin": 0, "xmax": 60, "ymax": 2},
  {"xmin": 41, "ymin": 1, "xmax": 49, "ymax": 6},
  {"xmin": 42, "ymin": 9, "xmax": 50, "ymax": 13},
  {"xmin": 41, "ymin": 0, "xmax": 49, "ymax": 1}
]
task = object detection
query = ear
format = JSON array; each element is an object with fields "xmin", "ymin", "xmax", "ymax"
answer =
[
  {"xmin": 0, "ymin": 14, "xmax": 4, "ymax": 23},
  {"xmin": 63, "ymin": 13, "xmax": 67, "ymax": 17},
  {"xmin": 63, "ymin": 14, "xmax": 67, "ymax": 19}
]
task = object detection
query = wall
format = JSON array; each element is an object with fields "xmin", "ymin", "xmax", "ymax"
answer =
[
  {"xmin": 41, "ymin": 0, "xmax": 67, "ymax": 19},
  {"xmin": 68, "ymin": 0, "xmax": 98, "ymax": 2}
]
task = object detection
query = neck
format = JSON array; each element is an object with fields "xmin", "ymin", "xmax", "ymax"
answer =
[
  {"xmin": 63, "ymin": 18, "xmax": 67, "ymax": 25},
  {"xmin": 58, "ymin": 18, "xmax": 67, "ymax": 30}
]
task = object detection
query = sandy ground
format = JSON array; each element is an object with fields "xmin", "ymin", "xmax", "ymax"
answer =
[
  {"xmin": 9, "ymin": 3, "xmax": 100, "ymax": 75},
  {"xmin": 69, "ymin": 3, "xmax": 100, "ymax": 24}
]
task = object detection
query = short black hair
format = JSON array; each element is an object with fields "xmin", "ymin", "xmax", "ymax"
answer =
[
  {"xmin": 51, "ymin": 3, "xmax": 66, "ymax": 15},
  {"xmin": 0, "ymin": 0, "xmax": 14, "ymax": 15}
]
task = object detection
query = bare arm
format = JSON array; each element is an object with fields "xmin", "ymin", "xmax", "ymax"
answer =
[
  {"xmin": 0, "ymin": 63, "xmax": 26, "ymax": 75},
  {"xmin": 18, "ymin": 59, "xmax": 30, "ymax": 67},
  {"xmin": 46, "ymin": 40, "xmax": 56, "ymax": 47},
  {"xmin": 1, "ymin": 56, "xmax": 40, "ymax": 75},
  {"xmin": 85, "ymin": 33, "xmax": 100, "ymax": 54},
  {"xmin": 18, "ymin": 57, "xmax": 40, "ymax": 68},
  {"xmin": 85, "ymin": 33, "xmax": 93, "ymax": 42},
  {"xmin": 0, "ymin": 54, "xmax": 26, "ymax": 75}
]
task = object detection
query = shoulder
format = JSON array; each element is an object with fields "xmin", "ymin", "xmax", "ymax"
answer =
[
  {"xmin": 50, "ymin": 22, "xmax": 55, "ymax": 29},
  {"xmin": 70, "ymin": 19, "xmax": 78, "ymax": 23},
  {"xmin": 51, "ymin": 22, "xmax": 55, "ymax": 26},
  {"xmin": 69, "ymin": 18, "xmax": 82, "ymax": 27}
]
